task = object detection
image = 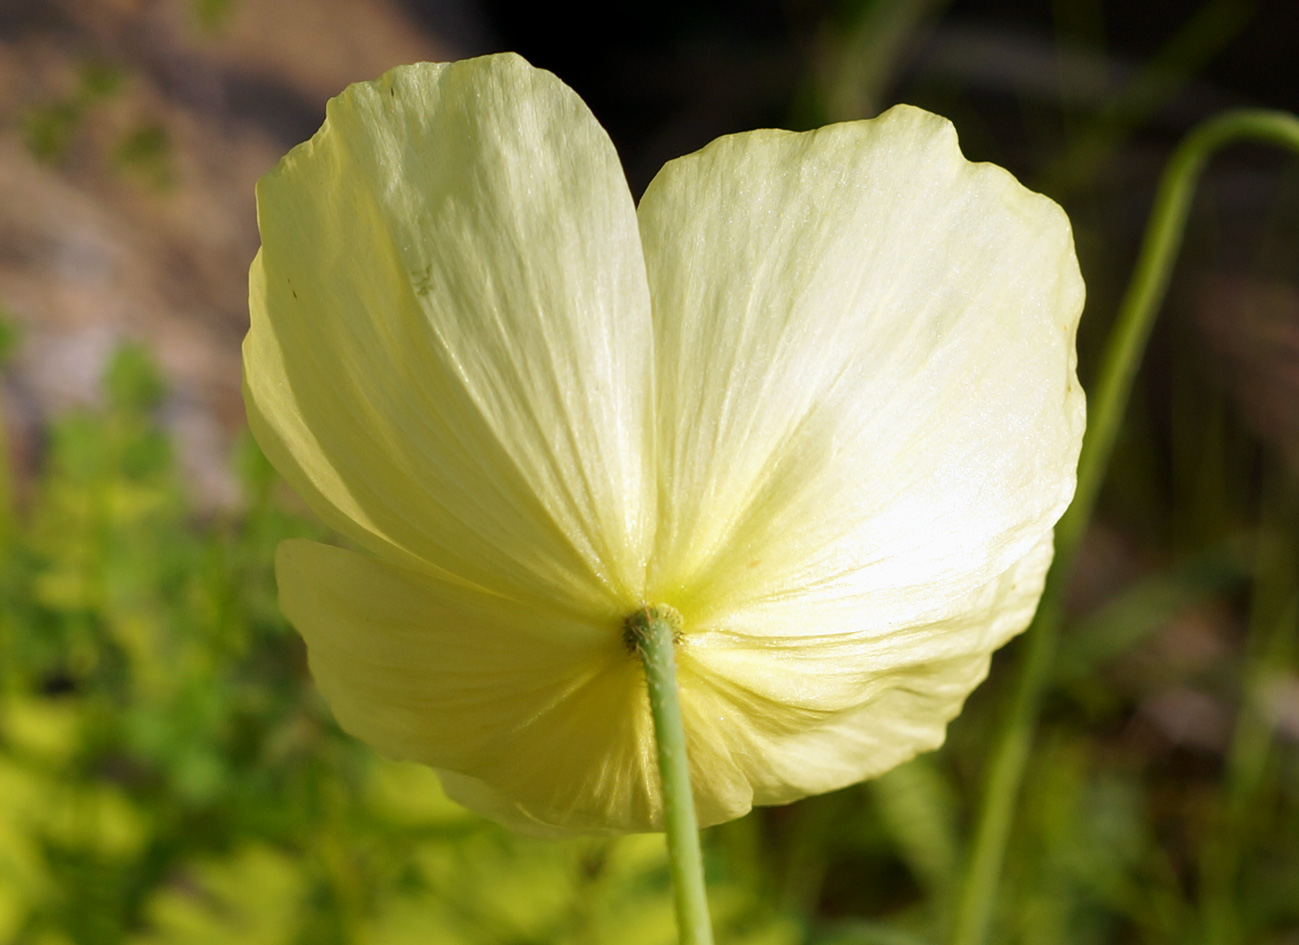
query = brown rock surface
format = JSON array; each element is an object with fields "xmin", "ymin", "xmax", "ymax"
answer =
[{"xmin": 0, "ymin": 0, "xmax": 461, "ymax": 504}]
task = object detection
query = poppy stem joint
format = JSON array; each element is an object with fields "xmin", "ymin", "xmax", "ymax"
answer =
[{"xmin": 623, "ymin": 603, "xmax": 714, "ymax": 945}]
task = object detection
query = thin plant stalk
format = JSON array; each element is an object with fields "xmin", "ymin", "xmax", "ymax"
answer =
[
  {"xmin": 1200, "ymin": 478, "xmax": 1298, "ymax": 944},
  {"xmin": 949, "ymin": 109, "xmax": 1299, "ymax": 945},
  {"xmin": 626, "ymin": 605, "xmax": 716, "ymax": 945}
]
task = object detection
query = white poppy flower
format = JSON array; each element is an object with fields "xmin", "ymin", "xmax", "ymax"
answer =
[{"xmin": 243, "ymin": 52, "xmax": 1085, "ymax": 835}]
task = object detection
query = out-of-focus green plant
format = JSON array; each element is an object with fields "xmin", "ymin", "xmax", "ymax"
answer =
[
  {"xmin": 189, "ymin": 0, "xmax": 238, "ymax": 31},
  {"xmin": 114, "ymin": 124, "xmax": 174, "ymax": 190},
  {"xmin": 21, "ymin": 56, "xmax": 175, "ymax": 190},
  {"xmin": 1042, "ymin": 0, "xmax": 1256, "ymax": 197},
  {"xmin": 951, "ymin": 108, "xmax": 1299, "ymax": 945},
  {"xmin": 4, "ymin": 4, "xmax": 1299, "ymax": 940},
  {"xmin": 804, "ymin": 0, "xmax": 954, "ymax": 124},
  {"xmin": 22, "ymin": 61, "xmax": 124, "ymax": 165},
  {"xmin": 0, "ymin": 341, "xmax": 795, "ymax": 944}
]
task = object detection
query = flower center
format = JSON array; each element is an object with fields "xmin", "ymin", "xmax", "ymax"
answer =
[{"xmin": 622, "ymin": 603, "xmax": 684, "ymax": 655}]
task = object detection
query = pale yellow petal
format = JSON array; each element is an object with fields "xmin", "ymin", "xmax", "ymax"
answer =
[
  {"xmin": 246, "ymin": 54, "xmax": 654, "ymax": 611},
  {"xmin": 277, "ymin": 539, "xmax": 670, "ymax": 834},
  {"xmin": 635, "ymin": 106, "xmax": 1081, "ymax": 812},
  {"xmin": 264, "ymin": 84, "xmax": 1085, "ymax": 834},
  {"xmin": 638, "ymin": 104, "xmax": 1084, "ymax": 621},
  {"xmin": 677, "ymin": 534, "xmax": 1055, "ymax": 812},
  {"xmin": 433, "ymin": 770, "xmax": 576, "ymax": 838}
]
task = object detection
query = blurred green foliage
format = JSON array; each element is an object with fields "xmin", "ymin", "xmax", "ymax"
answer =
[
  {"xmin": 113, "ymin": 124, "xmax": 174, "ymax": 190},
  {"xmin": 3, "ymin": 0, "xmax": 1299, "ymax": 940},
  {"xmin": 0, "ymin": 343, "xmax": 801, "ymax": 944},
  {"xmin": 2, "ymin": 321, "xmax": 1296, "ymax": 944},
  {"xmin": 21, "ymin": 56, "xmax": 175, "ymax": 190},
  {"xmin": 22, "ymin": 61, "xmax": 124, "ymax": 165},
  {"xmin": 190, "ymin": 0, "xmax": 237, "ymax": 31}
]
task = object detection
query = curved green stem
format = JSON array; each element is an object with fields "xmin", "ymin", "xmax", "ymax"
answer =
[
  {"xmin": 626, "ymin": 605, "xmax": 715, "ymax": 945},
  {"xmin": 949, "ymin": 109, "xmax": 1299, "ymax": 945},
  {"xmin": 1067, "ymin": 110, "xmax": 1299, "ymax": 555}
]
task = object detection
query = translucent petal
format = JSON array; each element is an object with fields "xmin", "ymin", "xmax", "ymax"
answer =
[
  {"xmin": 287, "ymin": 537, "xmax": 939, "ymax": 832},
  {"xmin": 278, "ymin": 539, "xmax": 665, "ymax": 834},
  {"xmin": 435, "ymin": 770, "xmax": 577, "ymax": 838},
  {"xmin": 262, "ymin": 83, "xmax": 1087, "ymax": 835},
  {"xmin": 245, "ymin": 55, "xmax": 655, "ymax": 611},
  {"xmin": 637, "ymin": 104, "xmax": 1085, "ymax": 623},
  {"xmin": 633, "ymin": 106, "xmax": 1083, "ymax": 816},
  {"xmin": 677, "ymin": 533, "xmax": 1055, "ymax": 812}
]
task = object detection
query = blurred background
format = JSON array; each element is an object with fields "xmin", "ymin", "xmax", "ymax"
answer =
[{"xmin": 1, "ymin": 0, "xmax": 1298, "ymax": 942}]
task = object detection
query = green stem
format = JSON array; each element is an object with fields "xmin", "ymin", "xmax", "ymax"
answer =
[
  {"xmin": 948, "ymin": 108, "xmax": 1299, "ymax": 945},
  {"xmin": 626, "ymin": 604, "xmax": 715, "ymax": 945},
  {"xmin": 1200, "ymin": 480, "xmax": 1298, "ymax": 945},
  {"xmin": 1067, "ymin": 109, "xmax": 1299, "ymax": 555}
]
